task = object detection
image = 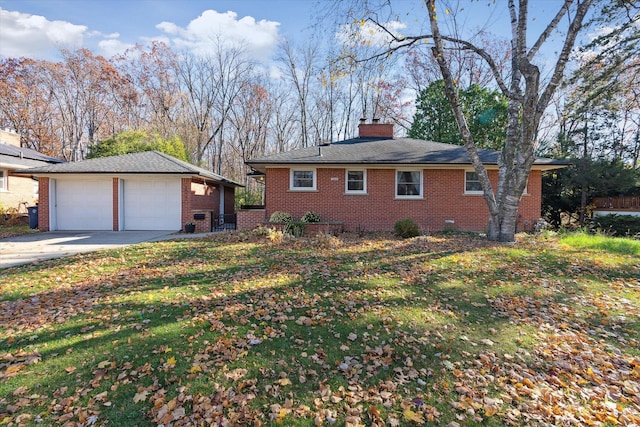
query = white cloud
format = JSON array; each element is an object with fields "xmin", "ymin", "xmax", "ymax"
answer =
[
  {"xmin": 0, "ymin": 8, "xmax": 88, "ymax": 58},
  {"xmin": 156, "ymin": 21, "xmax": 181, "ymax": 35},
  {"xmin": 156, "ymin": 10, "xmax": 280, "ymax": 62},
  {"xmin": 0, "ymin": 7, "xmax": 281, "ymax": 62},
  {"xmin": 98, "ymin": 39, "xmax": 135, "ymax": 58}
]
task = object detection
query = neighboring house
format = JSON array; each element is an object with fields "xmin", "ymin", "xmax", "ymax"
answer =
[
  {"xmin": 243, "ymin": 121, "xmax": 568, "ymax": 233},
  {"xmin": 592, "ymin": 196, "xmax": 640, "ymax": 217},
  {"xmin": 0, "ymin": 129, "xmax": 64, "ymax": 213},
  {"xmin": 16, "ymin": 151, "xmax": 242, "ymax": 232}
]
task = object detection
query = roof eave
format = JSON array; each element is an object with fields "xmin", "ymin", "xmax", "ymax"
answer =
[{"xmin": 246, "ymin": 160, "xmax": 569, "ymax": 172}]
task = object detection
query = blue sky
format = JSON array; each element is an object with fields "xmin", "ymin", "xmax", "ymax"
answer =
[
  {"xmin": 0, "ymin": 0, "xmax": 592, "ymax": 68},
  {"xmin": 0, "ymin": 0, "xmax": 323, "ymax": 61}
]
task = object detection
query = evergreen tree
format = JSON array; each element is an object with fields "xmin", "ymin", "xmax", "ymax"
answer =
[{"xmin": 408, "ymin": 80, "xmax": 508, "ymax": 150}]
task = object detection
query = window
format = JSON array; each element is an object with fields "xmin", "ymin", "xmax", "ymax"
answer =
[
  {"xmin": 0, "ymin": 169, "xmax": 7, "ymax": 191},
  {"xmin": 396, "ymin": 170, "xmax": 422, "ymax": 198},
  {"xmin": 290, "ymin": 169, "xmax": 316, "ymax": 190},
  {"xmin": 465, "ymin": 171, "xmax": 483, "ymax": 194},
  {"xmin": 345, "ymin": 170, "xmax": 366, "ymax": 194}
]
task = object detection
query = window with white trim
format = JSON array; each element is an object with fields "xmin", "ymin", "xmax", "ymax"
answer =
[
  {"xmin": 396, "ymin": 170, "xmax": 422, "ymax": 198},
  {"xmin": 464, "ymin": 171, "xmax": 528, "ymax": 195},
  {"xmin": 464, "ymin": 171, "xmax": 483, "ymax": 194},
  {"xmin": 345, "ymin": 170, "xmax": 366, "ymax": 194},
  {"xmin": 0, "ymin": 169, "xmax": 7, "ymax": 191},
  {"xmin": 290, "ymin": 169, "xmax": 316, "ymax": 191}
]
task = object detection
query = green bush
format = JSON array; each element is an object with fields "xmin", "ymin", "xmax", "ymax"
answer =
[
  {"xmin": 235, "ymin": 188, "xmax": 263, "ymax": 210},
  {"xmin": 269, "ymin": 211, "xmax": 293, "ymax": 223},
  {"xmin": 301, "ymin": 211, "xmax": 321, "ymax": 223},
  {"xmin": 394, "ymin": 218, "xmax": 420, "ymax": 238},
  {"xmin": 592, "ymin": 214, "xmax": 640, "ymax": 238},
  {"xmin": 284, "ymin": 221, "xmax": 306, "ymax": 237}
]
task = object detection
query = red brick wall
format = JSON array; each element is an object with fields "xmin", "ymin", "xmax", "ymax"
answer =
[
  {"xmin": 38, "ymin": 177, "xmax": 50, "ymax": 231},
  {"xmin": 237, "ymin": 209, "xmax": 266, "ymax": 230},
  {"xmin": 190, "ymin": 180, "xmax": 218, "ymax": 211},
  {"xmin": 265, "ymin": 167, "xmax": 542, "ymax": 232},
  {"xmin": 183, "ymin": 180, "xmax": 236, "ymax": 233},
  {"xmin": 181, "ymin": 178, "xmax": 192, "ymax": 231},
  {"xmin": 188, "ymin": 180, "xmax": 217, "ymax": 233}
]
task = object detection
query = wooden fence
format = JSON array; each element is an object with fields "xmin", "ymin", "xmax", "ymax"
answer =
[{"xmin": 592, "ymin": 196, "xmax": 640, "ymax": 211}]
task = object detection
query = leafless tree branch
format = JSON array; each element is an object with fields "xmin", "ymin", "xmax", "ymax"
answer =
[{"xmin": 358, "ymin": 17, "xmax": 520, "ymax": 99}]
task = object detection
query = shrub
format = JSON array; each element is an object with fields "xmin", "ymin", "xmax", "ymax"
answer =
[
  {"xmin": 301, "ymin": 211, "xmax": 321, "ymax": 223},
  {"xmin": 592, "ymin": 214, "xmax": 640, "ymax": 238},
  {"xmin": 0, "ymin": 206, "xmax": 24, "ymax": 226},
  {"xmin": 284, "ymin": 221, "xmax": 306, "ymax": 237},
  {"xmin": 269, "ymin": 211, "xmax": 293, "ymax": 223},
  {"xmin": 394, "ymin": 218, "xmax": 420, "ymax": 238}
]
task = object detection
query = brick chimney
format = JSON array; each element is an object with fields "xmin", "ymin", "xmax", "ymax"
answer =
[{"xmin": 358, "ymin": 119, "xmax": 394, "ymax": 139}]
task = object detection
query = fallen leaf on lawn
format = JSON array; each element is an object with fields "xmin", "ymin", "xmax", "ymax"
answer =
[
  {"xmin": 276, "ymin": 378, "xmax": 292, "ymax": 386},
  {"xmin": 65, "ymin": 366, "xmax": 76, "ymax": 374},
  {"xmin": 5, "ymin": 364, "xmax": 25, "ymax": 375},
  {"xmin": 12, "ymin": 386, "xmax": 29, "ymax": 396},
  {"xmin": 225, "ymin": 368, "xmax": 248, "ymax": 381},
  {"xmin": 403, "ymin": 408, "xmax": 424, "ymax": 424},
  {"xmin": 133, "ymin": 390, "xmax": 149, "ymax": 403}
]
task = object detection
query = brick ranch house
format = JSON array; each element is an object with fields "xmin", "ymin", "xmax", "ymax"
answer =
[
  {"xmin": 242, "ymin": 122, "xmax": 568, "ymax": 233},
  {"xmin": 16, "ymin": 151, "xmax": 242, "ymax": 233}
]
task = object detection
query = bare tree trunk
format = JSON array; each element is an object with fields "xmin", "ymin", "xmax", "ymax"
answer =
[{"xmin": 426, "ymin": 0, "xmax": 593, "ymax": 241}]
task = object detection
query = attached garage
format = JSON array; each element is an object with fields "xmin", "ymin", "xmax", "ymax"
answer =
[
  {"xmin": 122, "ymin": 177, "xmax": 181, "ymax": 230},
  {"xmin": 17, "ymin": 151, "xmax": 243, "ymax": 233},
  {"xmin": 54, "ymin": 178, "xmax": 112, "ymax": 230}
]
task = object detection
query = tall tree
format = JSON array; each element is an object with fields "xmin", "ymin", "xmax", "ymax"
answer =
[
  {"xmin": 0, "ymin": 58, "xmax": 58, "ymax": 154},
  {"xmin": 115, "ymin": 42, "xmax": 181, "ymax": 137},
  {"xmin": 277, "ymin": 40, "xmax": 319, "ymax": 148},
  {"xmin": 338, "ymin": 0, "xmax": 597, "ymax": 241},
  {"xmin": 45, "ymin": 49, "xmax": 132, "ymax": 160},
  {"xmin": 177, "ymin": 41, "xmax": 253, "ymax": 172},
  {"xmin": 226, "ymin": 81, "xmax": 273, "ymax": 186}
]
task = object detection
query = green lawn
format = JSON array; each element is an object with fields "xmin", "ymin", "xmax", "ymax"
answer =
[{"xmin": 1, "ymin": 231, "xmax": 638, "ymax": 426}]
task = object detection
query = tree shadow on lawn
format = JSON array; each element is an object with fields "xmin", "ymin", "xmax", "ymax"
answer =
[{"xmin": 1, "ymin": 233, "xmax": 638, "ymax": 425}]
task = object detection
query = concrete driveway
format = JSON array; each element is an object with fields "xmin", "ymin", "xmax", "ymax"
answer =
[{"xmin": 0, "ymin": 230, "xmax": 182, "ymax": 269}]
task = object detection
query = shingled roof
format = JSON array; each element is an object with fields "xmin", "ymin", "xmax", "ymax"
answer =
[
  {"xmin": 15, "ymin": 150, "xmax": 243, "ymax": 187},
  {"xmin": 246, "ymin": 137, "xmax": 570, "ymax": 171},
  {"xmin": 0, "ymin": 143, "xmax": 64, "ymax": 168}
]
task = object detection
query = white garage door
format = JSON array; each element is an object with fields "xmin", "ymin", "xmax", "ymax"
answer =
[
  {"xmin": 55, "ymin": 179, "xmax": 113, "ymax": 230},
  {"xmin": 123, "ymin": 178, "xmax": 181, "ymax": 230}
]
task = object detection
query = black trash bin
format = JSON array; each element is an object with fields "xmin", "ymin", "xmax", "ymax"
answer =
[{"xmin": 27, "ymin": 205, "xmax": 38, "ymax": 229}]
